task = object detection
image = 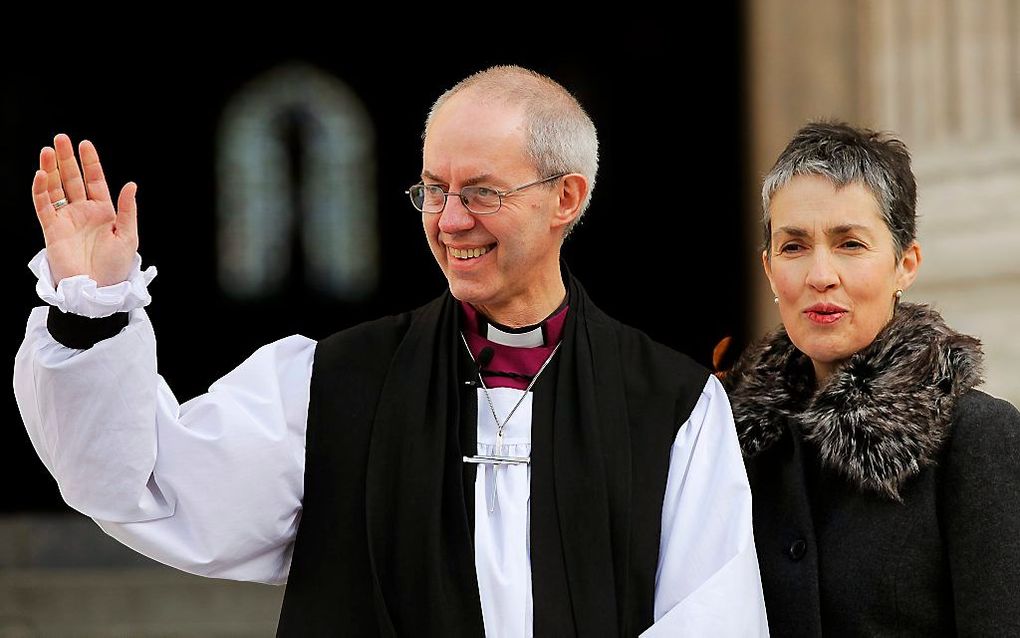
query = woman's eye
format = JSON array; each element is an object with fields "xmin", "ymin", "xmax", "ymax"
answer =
[
  {"xmin": 778, "ymin": 243, "xmax": 803, "ymax": 254},
  {"xmin": 841, "ymin": 240, "xmax": 865, "ymax": 249}
]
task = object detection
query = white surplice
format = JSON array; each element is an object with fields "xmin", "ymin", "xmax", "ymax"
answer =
[{"xmin": 14, "ymin": 249, "xmax": 768, "ymax": 636}]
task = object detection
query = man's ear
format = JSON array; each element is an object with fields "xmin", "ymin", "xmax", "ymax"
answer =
[{"xmin": 550, "ymin": 174, "xmax": 588, "ymax": 231}]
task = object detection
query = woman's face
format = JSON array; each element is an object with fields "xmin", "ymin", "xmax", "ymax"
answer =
[{"xmin": 763, "ymin": 174, "xmax": 921, "ymax": 384}]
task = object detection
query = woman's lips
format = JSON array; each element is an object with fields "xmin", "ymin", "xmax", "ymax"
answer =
[
  {"xmin": 806, "ymin": 310, "xmax": 847, "ymax": 324},
  {"xmin": 804, "ymin": 304, "xmax": 848, "ymax": 325}
]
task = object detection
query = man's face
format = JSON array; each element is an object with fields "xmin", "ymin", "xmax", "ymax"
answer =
[{"xmin": 421, "ymin": 92, "xmax": 565, "ymax": 317}]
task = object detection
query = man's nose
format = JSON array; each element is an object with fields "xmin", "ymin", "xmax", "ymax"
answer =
[{"xmin": 437, "ymin": 194, "xmax": 476, "ymax": 233}]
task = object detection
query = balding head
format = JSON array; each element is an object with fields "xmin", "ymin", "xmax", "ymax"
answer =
[{"xmin": 423, "ymin": 66, "xmax": 599, "ymax": 234}]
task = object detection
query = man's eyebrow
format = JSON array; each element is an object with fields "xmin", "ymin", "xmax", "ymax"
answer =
[
  {"xmin": 462, "ymin": 174, "xmax": 503, "ymax": 187},
  {"xmin": 420, "ymin": 172, "xmax": 506, "ymax": 188}
]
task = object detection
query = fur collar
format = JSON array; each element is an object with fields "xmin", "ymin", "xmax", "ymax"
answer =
[{"xmin": 725, "ymin": 303, "xmax": 983, "ymax": 500}]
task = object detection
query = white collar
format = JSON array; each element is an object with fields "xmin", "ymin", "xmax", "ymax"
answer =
[{"xmin": 484, "ymin": 323, "xmax": 545, "ymax": 348}]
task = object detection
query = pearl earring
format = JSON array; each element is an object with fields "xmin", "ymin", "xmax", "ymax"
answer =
[
  {"xmin": 773, "ymin": 296, "xmax": 780, "ymax": 305},
  {"xmin": 895, "ymin": 289, "xmax": 903, "ymax": 299}
]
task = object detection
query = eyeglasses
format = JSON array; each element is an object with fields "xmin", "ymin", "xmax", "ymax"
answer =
[{"xmin": 406, "ymin": 173, "xmax": 566, "ymax": 215}]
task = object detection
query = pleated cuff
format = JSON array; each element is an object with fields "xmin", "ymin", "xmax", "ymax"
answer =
[{"xmin": 29, "ymin": 248, "xmax": 157, "ymax": 318}]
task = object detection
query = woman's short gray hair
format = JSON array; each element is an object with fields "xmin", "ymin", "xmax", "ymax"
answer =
[
  {"xmin": 423, "ymin": 65, "xmax": 599, "ymax": 236},
  {"xmin": 761, "ymin": 121, "xmax": 917, "ymax": 259}
]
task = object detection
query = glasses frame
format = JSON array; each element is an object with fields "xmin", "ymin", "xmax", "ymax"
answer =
[{"xmin": 406, "ymin": 172, "xmax": 567, "ymax": 215}]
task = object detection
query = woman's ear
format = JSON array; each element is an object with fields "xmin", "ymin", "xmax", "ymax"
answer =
[
  {"xmin": 897, "ymin": 241, "xmax": 922, "ymax": 292},
  {"xmin": 762, "ymin": 249, "xmax": 778, "ymax": 298}
]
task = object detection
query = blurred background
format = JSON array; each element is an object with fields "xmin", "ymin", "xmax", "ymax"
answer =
[{"xmin": 2, "ymin": 3, "xmax": 1018, "ymax": 635}]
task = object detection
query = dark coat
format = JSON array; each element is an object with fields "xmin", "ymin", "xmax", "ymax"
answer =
[{"xmin": 724, "ymin": 303, "xmax": 1020, "ymax": 637}]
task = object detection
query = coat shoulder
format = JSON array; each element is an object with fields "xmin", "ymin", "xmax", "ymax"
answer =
[
  {"xmin": 607, "ymin": 316, "xmax": 708, "ymax": 381},
  {"xmin": 312, "ymin": 302, "xmax": 434, "ymax": 382},
  {"xmin": 939, "ymin": 388, "xmax": 1020, "ymax": 530},
  {"xmin": 946, "ymin": 389, "xmax": 1020, "ymax": 462},
  {"xmin": 317, "ymin": 312, "xmax": 414, "ymax": 355},
  {"xmin": 595, "ymin": 314, "xmax": 709, "ymax": 425}
]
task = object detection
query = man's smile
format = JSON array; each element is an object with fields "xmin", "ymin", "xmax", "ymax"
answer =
[{"xmin": 448, "ymin": 243, "xmax": 497, "ymax": 260}]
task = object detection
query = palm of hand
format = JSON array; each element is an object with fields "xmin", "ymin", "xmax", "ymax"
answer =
[
  {"xmin": 32, "ymin": 134, "xmax": 139, "ymax": 287},
  {"xmin": 43, "ymin": 198, "xmax": 136, "ymax": 286}
]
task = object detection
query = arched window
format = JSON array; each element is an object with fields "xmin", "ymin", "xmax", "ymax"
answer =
[{"xmin": 217, "ymin": 63, "xmax": 378, "ymax": 300}]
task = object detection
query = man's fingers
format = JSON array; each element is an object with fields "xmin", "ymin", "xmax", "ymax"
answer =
[
  {"xmin": 32, "ymin": 169, "xmax": 55, "ymax": 226},
  {"xmin": 79, "ymin": 140, "xmax": 112, "ymax": 203},
  {"xmin": 40, "ymin": 147, "xmax": 67, "ymax": 205},
  {"xmin": 116, "ymin": 182, "xmax": 138, "ymax": 238},
  {"xmin": 53, "ymin": 133, "xmax": 87, "ymax": 202}
]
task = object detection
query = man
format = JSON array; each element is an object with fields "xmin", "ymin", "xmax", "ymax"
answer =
[{"xmin": 15, "ymin": 66, "xmax": 767, "ymax": 636}]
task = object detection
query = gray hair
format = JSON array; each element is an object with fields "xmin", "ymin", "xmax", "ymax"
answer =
[
  {"xmin": 761, "ymin": 121, "xmax": 917, "ymax": 259},
  {"xmin": 423, "ymin": 65, "xmax": 599, "ymax": 236}
]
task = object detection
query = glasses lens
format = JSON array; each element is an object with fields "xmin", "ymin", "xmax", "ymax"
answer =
[
  {"xmin": 410, "ymin": 185, "xmax": 446, "ymax": 213},
  {"xmin": 462, "ymin": 186, "xmax": 500, "ymax": 214},
  {"xmin": 408, "ymin": 185, "xmax": 426, "ymax": 211}
]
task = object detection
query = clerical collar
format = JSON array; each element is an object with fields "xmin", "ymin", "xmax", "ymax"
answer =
[
  {"xmin": 458, "ymin": 300, "xmax": 569, "ymax": 391},
  {"xmin": 485, "ymin": 318, "xmax": 545, "ymax": 347},
  {"xmin": 459, "ymin": 297, "xmax": 569, "ymax": 348}
]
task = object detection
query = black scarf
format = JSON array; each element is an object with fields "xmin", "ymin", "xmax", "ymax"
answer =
[
  {"xmin": 364, "ymin": 271, "xmax": 632, "ymax": 635},
  {"xmin": 279, "ymin": 271, "xmax": 707, "ymax": 636}
]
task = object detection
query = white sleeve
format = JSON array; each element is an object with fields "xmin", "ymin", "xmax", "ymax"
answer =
[
  {"xmin": 13, "ymin": 249, "xmax": 314, "ymax": 585},
  {"xmin": 642, "ymin": 374, "xmax": 770, "ymax": 637}
]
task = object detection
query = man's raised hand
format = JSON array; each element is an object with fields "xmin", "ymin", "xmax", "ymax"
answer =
[{"xmin": 32, "ymin": 133, "xmax": 138, "ymax": 286}]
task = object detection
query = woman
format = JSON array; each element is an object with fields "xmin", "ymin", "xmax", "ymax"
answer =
[{"xmin": 725, "ymin": 121, "xmax": 1020, "ymax": 636}]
